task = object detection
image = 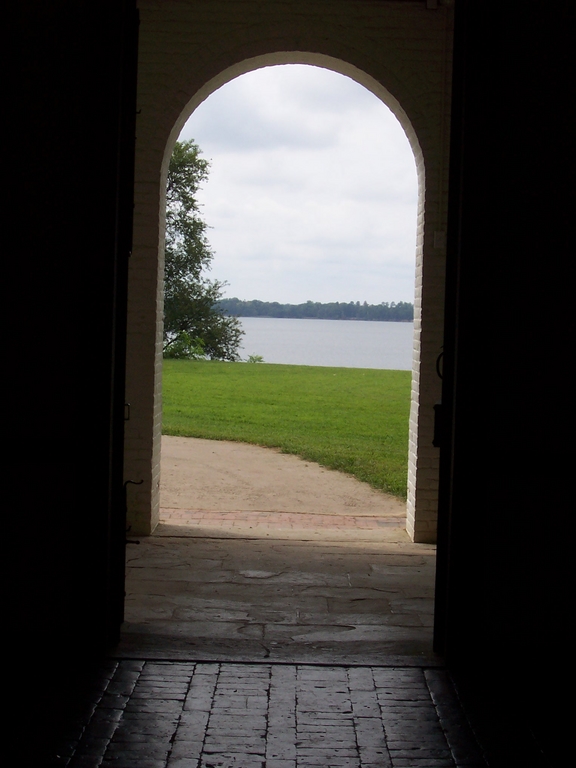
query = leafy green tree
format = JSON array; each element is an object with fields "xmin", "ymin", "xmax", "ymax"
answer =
[{"xmin": 163, "ymin": 139, "xmax": 243, "ymax": 360}]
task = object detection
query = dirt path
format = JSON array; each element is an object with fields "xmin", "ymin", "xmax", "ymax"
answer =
[{"xmin": 160, "ymin": 435, "xmax": 406, "ymax": 518}]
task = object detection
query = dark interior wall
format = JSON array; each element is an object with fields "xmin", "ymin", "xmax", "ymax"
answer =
[
  {"xmin": 13, "ymin": 0, "xmax": 136, "ymax": 653},
  {"xmin": 11, "ymin": 1, "xmax": 137, "ymax": 756},
  {"xmin": 435, "ymin": 1, "xmax": 573, "ymax": 762}
]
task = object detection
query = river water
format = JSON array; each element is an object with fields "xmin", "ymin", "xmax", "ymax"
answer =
[{"xmin": 237, "ymin": 317, "xmax": 414, "ymax": 370}]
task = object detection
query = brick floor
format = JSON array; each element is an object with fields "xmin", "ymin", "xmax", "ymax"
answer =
[
  {"xmin": 157, "ymin": 508, "xmax": 408, "ymax": 542},
  {"xmin": 52, "ymin": 661, "xmax": 485, "ymax": 767}
]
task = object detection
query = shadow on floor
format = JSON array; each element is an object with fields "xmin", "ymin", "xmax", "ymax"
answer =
[{"xmin": 117, "ymin": 524, "xmax": 437, "ymax": 665}]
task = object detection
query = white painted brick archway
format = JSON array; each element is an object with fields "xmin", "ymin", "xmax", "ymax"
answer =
[{"xmin": 125, "ymin": 1, "xmax": 453, "ymax": 542}]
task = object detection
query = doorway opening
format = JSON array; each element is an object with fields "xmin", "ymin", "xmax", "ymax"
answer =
[
  {"xmin": 120, "ymin": 60, "xmax": 438, "ymax": 663},
  {"xmin": 125, "ymin": 52, "xmax": 445, "ymax": 539},
  {"xmin": 162, "ymin": 61, "xmax": 419, "ymax": 507}
]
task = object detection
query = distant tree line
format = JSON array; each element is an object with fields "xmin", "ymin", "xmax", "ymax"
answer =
[{"xmin": 217, "ymin": 298, "xmax": 414, "ymax": 322}]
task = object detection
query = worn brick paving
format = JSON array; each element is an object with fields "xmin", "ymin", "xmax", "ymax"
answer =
[
  {"xmin": 57, "ymin": 661, "xmax": 485, "ymax": 767},
  {"xmin": 159, "ymin": 508, "xmax": 407, "ymax": 534}
]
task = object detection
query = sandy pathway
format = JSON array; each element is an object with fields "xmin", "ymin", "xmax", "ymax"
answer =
[
  {"xmin": 159, "ymin": 436, "xmax": 408, "ymax": 541},
  {"xmin": 160, "ymin": 435, "xmax": 406, "ymax": 517}
]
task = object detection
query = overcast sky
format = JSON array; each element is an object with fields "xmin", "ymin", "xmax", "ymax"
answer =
[{"xmin": 178, "ymin": 64, "xmax": 418, "ymax": 305}]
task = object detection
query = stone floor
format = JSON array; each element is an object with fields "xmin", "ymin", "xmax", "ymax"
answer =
[
  {"xmin": 52, "ymin": 659, "xmax": 486, "ymax": 767},
  {"xmin": 70, "ymin": 514, "xmax": 489, "ymax": 767},
  {"xmin": 118, "ymin": 532, "xmax": 436, "ymax": 664},
  {"xmin": 84, "ymin": 485, "xmax": 481, "ymax": 767}
]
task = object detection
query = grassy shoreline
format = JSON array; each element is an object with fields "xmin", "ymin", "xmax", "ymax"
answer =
[{"xmin": 162, "ymin": 359, "xmax": 411, "ymax": 498}]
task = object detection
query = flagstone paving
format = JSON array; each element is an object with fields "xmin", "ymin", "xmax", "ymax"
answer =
[{"xmin": 119, "ymin": 535, "xmax": 436, "ymax": 664}]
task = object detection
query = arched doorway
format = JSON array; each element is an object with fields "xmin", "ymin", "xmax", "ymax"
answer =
[{"xmin": 124, "ymin": 5, "xmax": 453, "ymax": 545}]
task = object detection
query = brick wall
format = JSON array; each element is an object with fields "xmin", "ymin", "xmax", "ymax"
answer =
[{"xmin": 125, "ymin": 0, "xmax": 453, "ymax": 541}]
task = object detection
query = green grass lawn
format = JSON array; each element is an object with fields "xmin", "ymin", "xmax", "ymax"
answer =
[{"xmin": 162, "ymin": 360, "xmax": 411, "ymax": 498}]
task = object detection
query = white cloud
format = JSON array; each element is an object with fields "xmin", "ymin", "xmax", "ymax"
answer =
[{"xmin": 178, "ymin": 64, "xmax": 418, "ymax": 304}]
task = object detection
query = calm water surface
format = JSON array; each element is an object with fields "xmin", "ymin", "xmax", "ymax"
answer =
[{"xmin": 237, "ymin": 317, "xmax": 414, "ymax": 370}]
